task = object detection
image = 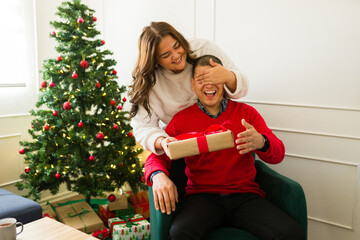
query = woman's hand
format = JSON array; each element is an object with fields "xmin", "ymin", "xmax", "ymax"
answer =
[
  {"xmin": 152, "ymin": 172, "xmax": 178, "ymax": 214},
  {"xmin": 160, "ymin": 137, "xmax": 178, "ymax": 158},
  {"xmin": 236, "ymin": 119, "xmax": 264, "ymax": 154},
  {"xmin": 194, "ymin": 58, "xmax": 236, "ymax": 91}
]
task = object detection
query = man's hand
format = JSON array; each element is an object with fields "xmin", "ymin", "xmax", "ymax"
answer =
[
  {"xmin": 152, "ymin": 172, "xmax": 178, "ymax": 214},
  {"xmin": 236, "ymin": 119, "xmax": 264, "ymax": 154},
  {"xmin": 160, "ymin": 137, "xmax": 177, "ymax": 158}
]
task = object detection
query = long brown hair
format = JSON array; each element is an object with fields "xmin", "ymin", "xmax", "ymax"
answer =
[{"xmin": 129, "ymin": 22, "xmax": 196, "ymax": 118}]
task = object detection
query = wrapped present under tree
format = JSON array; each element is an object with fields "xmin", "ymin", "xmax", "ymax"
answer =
[{"xmin": 108, "ymin": 214, "xmax": 150, "ymax": 240}]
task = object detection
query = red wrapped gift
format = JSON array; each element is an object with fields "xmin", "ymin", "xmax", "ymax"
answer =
[
  {"xmin": 98, "ymin": 204, "xmax": 116, "ymax": 225},
  {"xmin": 168, "ymin": 123, "xmax": 235, "ymax": 160},
  {"xmin": 128, "ymin": 191, "xmax": 150, "ymax": 219},
  {"xmin": 92, "ymin": 227, "xmax": 110, "ymax": 239}
]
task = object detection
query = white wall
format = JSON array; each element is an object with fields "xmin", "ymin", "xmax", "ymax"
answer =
[
  {"xmin": 102, "ymin": 1, "xmax": 359, "ymax": 239},
  {"xmin": 0, "ymin": 0, "xmax": 359, "ymax": 239},
  {"xmin": 0, "ymin": 0, "xmax": 38, "ymax": 194}
]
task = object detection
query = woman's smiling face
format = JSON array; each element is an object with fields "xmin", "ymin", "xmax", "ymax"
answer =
[{"xmin": 156, "ymin": 35, "xmax": 187, "ymax": 73}]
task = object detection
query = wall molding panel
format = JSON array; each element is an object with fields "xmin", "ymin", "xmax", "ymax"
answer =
[
  {"xmin": 272, "ymin": 127, "xmax": 360, "ymax": 141},
  {"xmin": 0, "ymin": 113, "xmax": 31, "ymax": 119},
  {"xmin": 308, "ymin": 217, "xmax": 354, "ymax": 231},
  {"xmin": 38, "ymin": 191, "xmax": 79, "ymax": 206},
  {"xmin": 242, "ymin": 100, "xmax": 360, "ymax": 112},
  {"xmin": 0, "ymin": 133, "xmax": 22, "ymax": 139},
  {"xmin": 0, "ymin": 179, "xmax": 23, "ymax": 188},
  {"xmin": 275, "ymin": 155, "xmax": 359, "ymax": 231},
  {"xmin": 285, "ymin": 153, "xmax": 359, "ymax": 167},
  {"xmin": 0, "ymin": 83, "xmax": 27, "ymax": 88}
]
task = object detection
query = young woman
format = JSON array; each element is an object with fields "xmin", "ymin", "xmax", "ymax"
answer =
[{"xmin": 129, "ymin": 21, "xmax": 249, "ymax": 156}]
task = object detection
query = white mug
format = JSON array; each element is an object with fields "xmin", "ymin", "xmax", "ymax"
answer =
[{"xmin": 0, "ymin": 218, "xmax": 23, "ymax": 240}]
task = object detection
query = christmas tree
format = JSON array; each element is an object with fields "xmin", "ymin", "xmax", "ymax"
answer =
[{"xmin": 16, "ymin": 0, "xmax": 146, "ymax": 202}]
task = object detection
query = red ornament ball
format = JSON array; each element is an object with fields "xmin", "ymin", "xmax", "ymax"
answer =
[
  {"xmin": 78, "ymin": 122, "xmax": 84, "ymax": 128},
  {"xmin": 113, "ymin": 124, "xmax": 119, "ymax": 130},
  {"xmin": 77, "ymin": 17, "xmax": 84, "ymax": 23},
  {"xmin": 93, "ymin": 16, "xmax": 97, "ymax": 22},
  {"xmin": 72, "ymin": 72, "xmax": 78, "ymax": 79},
  {"xmin": 63, "ymin": 101, "xmax": 72, "ymax": 110},
  {"xmin": 40, "ymin": 81, "xmax": 47, "ymax": 88},
  {"xmin": 57, "ymin": 56, "xmax": 63, "ymax": 62},
  {"xmin": 110, "ymin": 100, "xmax": 116, "ymax": 106},
  {"xmin": 55, "ymin": 173, "xmax": 61, "ymax": 179},
  {"xmin": 89, "ymin": 155, "xmax": 95, "ymax": 161},
  {"xmin": 117, "ymin": 105, "xmax": 123, "ymax": 110},
  {"xmin": 51, "ymin": 31, "xmax": 56, "ymax": 36},
  {"xmin": 127, "ymin": 132, "xmax": 133, "ymax": 137},
  {"xmin": 25, "ymin": 167, "xmax": 30, "ymax": 174},
  {"xmin": 43, "ymin": 124, "xmax": 50, "ymax": 131},
  {"xmin": 122, "ymin": 97, "xmax": 127, "ymax": 102},
  {"xmin": 80, "ymin": 60, "xmax": 89, "ymax": 69},
  {"xmin": 112, "ymin": 70, "xmax": 117, "ymax": 75},
  {"xmin": 52, "ymin": 110, "xmax": 58, "ymax": 116},
  {"xmin": 96, "ymin": 132, "xmax": 105, "ymax": 140},
  {"xmin": 108, "ymin": 194, "xmax": 116, "ymax": 202},
  {"xmin": 49, "ymin": 82, "xmax": 55, "ymax": 88},
  {"xmin": 101, "ymin": 40, "xmax": 105, "ymax": 45},
  {"xmin": 95, "ymin": 82, "xmax": 101, "ymax": 88},
  {"xmin": 19, "ymin": 148, "xmax": 25, "ymax": 154}
]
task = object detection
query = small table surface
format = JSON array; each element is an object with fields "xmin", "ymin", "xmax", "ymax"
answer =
[{"xmin": 17, "ymin": 217, "xmax": 97, "ymax": 240}]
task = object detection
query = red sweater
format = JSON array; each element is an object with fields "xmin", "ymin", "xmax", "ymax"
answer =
[{"xmin": 144, "ymin": 100, "xmax": 285, "ymax": 197}]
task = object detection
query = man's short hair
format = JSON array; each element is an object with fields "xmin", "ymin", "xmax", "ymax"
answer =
[{"xmin": 192, "ymin": 55, "xmax": 223, "ymax": 77}]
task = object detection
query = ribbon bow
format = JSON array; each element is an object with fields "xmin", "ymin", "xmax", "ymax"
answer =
[
  {"xmin": 125, "ymin": 217, "xmax": 139, "ymax": 228},
  {"xmin": 67, "ymin": 208, "xmax": 89, "ymax": 218},
  {"xmin": 175, "ymin": 122, "xmax": 230, "ymax": 140}
]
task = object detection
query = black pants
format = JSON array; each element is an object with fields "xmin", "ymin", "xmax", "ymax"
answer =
[{"xmin": 169, "ymin": 193, "xmax": 305, "ymax": 240}]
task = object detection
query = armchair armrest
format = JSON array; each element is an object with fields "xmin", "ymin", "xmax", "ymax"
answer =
[
  {"xmin": 255, "ymin": 160, "xmax": 308, "ymax": 238},
  {"xmin": 148, "ymin": 186, "xmax": 173, "ymax": 240}
]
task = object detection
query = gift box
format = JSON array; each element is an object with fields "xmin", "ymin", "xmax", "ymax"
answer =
[
  {"xmin": 128, "ymin": 191, "xmax": 149, "ymax": 219},
  {"xmin": 115, "ymin": 202, "xmax": 135, "ymax": 217},
  {"xmin": 168, "ymin": 129, "xmax": 234, "ymax": 160},
  {"xmin": 55, "ymin": 201, "xmax": 105, "ymax": 233},
  {"xmin": 108, "ymin": 194, "xmax": 128, "ymax": 211},
  {"xmin": 108, "ymin": 214, "xmax": 150, "ymax": 240},
  {"xmin": 98, "ymin": 204, "xmax": 116, "ymax": 225},
  {"xmin": 42, "ymin": 203, "xmax": 57, "ymax": 219}
]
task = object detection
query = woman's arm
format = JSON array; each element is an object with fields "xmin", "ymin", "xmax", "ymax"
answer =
[{"xmin": 130, "ymin": 104, "xmax": 169, "ymax": 155}]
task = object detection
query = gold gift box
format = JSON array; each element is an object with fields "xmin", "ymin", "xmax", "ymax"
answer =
[{"xmin": 168, "ymin": 130, "xmax": 235, "ymax": 160}]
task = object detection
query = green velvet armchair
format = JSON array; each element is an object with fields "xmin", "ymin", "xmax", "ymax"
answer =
[{"xmin": 148, "ymin": 159, "xmax": 308, "ymax": 240}]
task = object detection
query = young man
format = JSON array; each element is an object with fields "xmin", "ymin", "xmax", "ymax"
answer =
[{"xmin": 144, "ymin": 55, "xmax": 305, "ymax": 240}]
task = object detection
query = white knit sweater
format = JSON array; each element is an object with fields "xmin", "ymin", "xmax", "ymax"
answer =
[{"xmin": 130, "ymin": 39, "xmax": 249, "ymax": 154}]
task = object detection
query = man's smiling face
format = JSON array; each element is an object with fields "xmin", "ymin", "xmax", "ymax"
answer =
[{"xmin": 191, "ymin": 65, "xmax": 224, "ymax": 115}]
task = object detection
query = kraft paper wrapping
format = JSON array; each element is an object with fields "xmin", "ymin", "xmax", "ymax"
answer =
[
  {"xmin": 168, "ymin": 130, "xmax": 235, "ymax": 160},
  {"xmin": 108, "ymin": 194, "xmax": 128, "ymax": 211},
  {"xmin": 55, "ymin": 201, "xmax": 104, "ymax": 233}
]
